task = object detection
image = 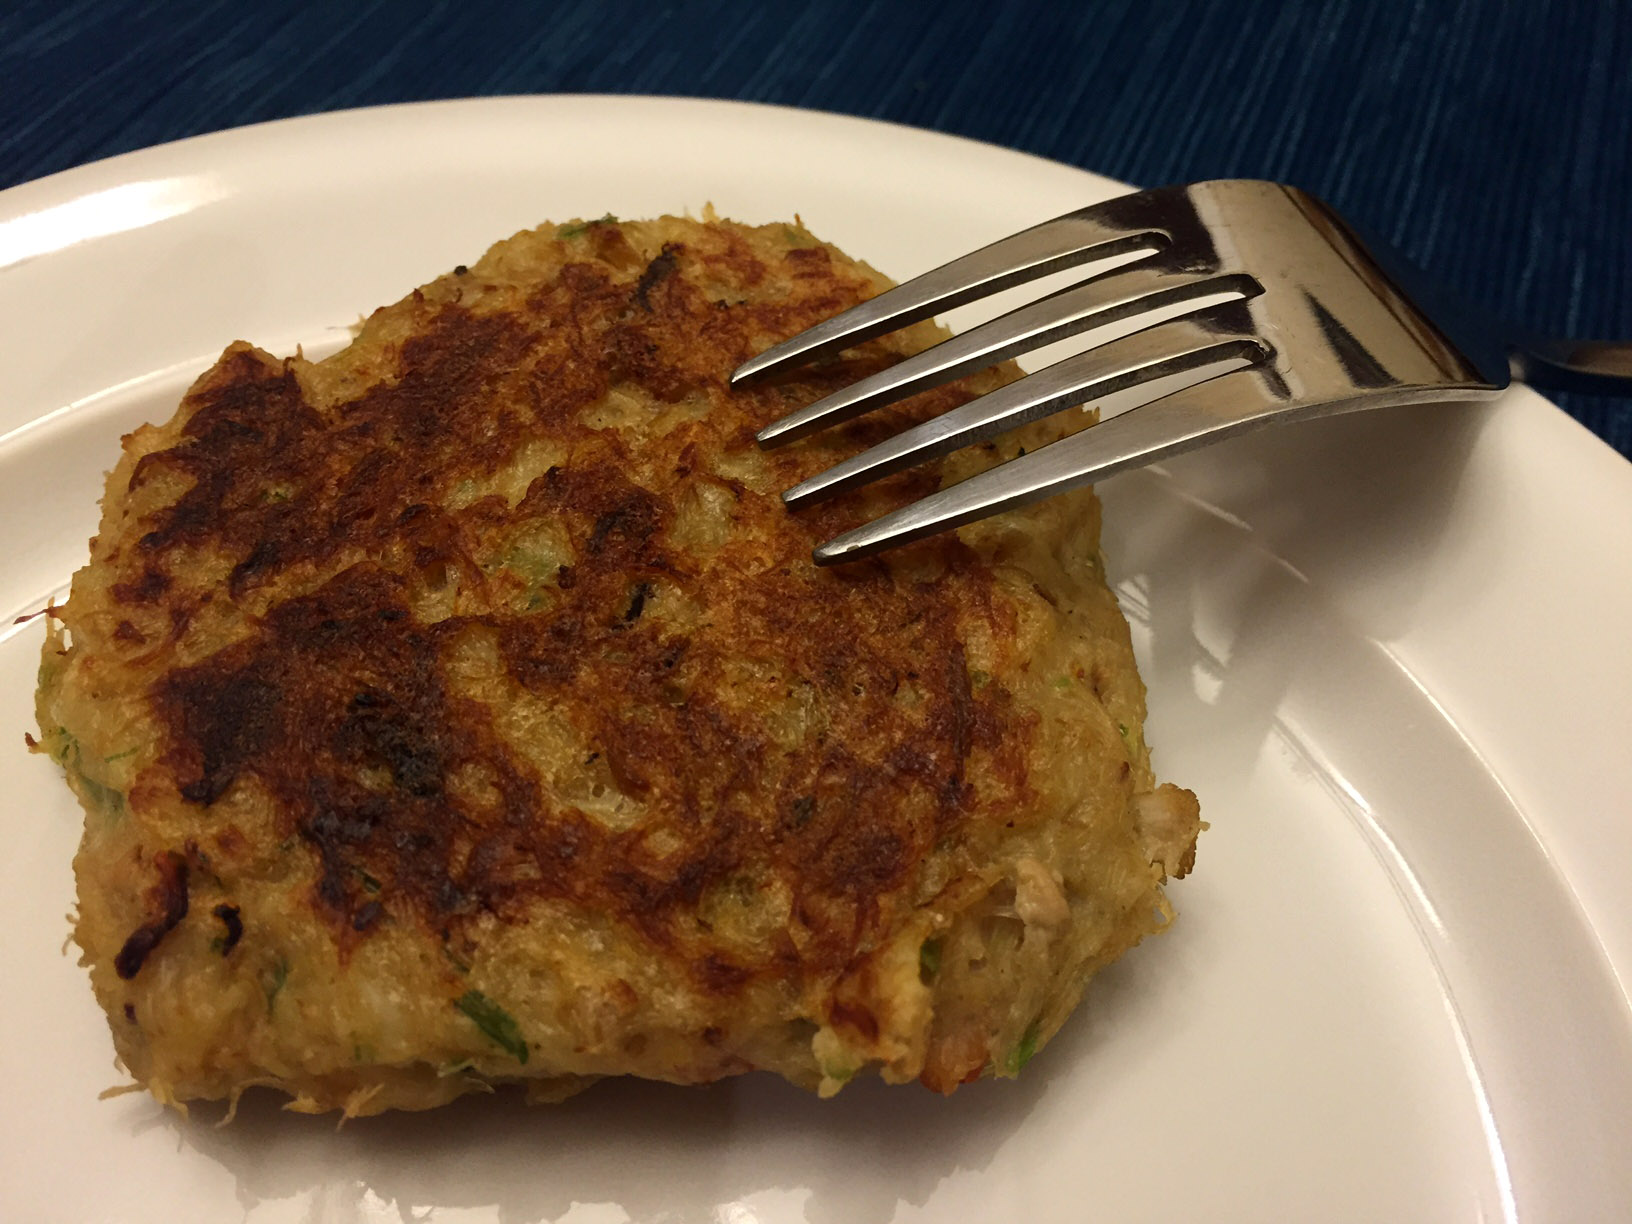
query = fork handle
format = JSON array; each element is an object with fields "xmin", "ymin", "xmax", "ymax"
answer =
[
  {"xmin": 1509, "ymin": 336, "xmax": 1632, "ymax": 396},
  {"xmin": 1346, "ymin": 215, "xmax": 1632, "ymax": 398}
]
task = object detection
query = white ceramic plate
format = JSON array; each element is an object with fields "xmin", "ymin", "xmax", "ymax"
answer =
[{"xmin": 1, "ymin": 97, "xmax": 1629, "ymax": 1224}]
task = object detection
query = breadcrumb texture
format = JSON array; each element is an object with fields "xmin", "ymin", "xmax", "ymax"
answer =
[{"xmin": 34, "ymin": 213, "xmax": 1200, "ymax": 1116}]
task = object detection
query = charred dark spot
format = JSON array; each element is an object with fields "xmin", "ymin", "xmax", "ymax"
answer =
[
  {"xmin": 162, "ymin": 666, "xmax": 282, "ymax": 805},
  {"xmin": 317, "ymin": 866, "xmax": 350, "ymax": 910},
  {"xmin": 620, "ymin": 581, "xmax": 653, "ymax": 625},
  {"xmin": 818, "ymin": 826, "xmax": 907, "ymax": 899},
  {"xmin": 212, "ymin": 903, "xmax": 243, "ymax": 954},
  {"xmin": 587, "ymin": 497, "xmax": 658, "ymax": 556},
  {"xmin": 500, "ymin": 613, "xmax": 582, "ymax": 691},
  {"xmin": 114, "ymin": 620, "xmax": 146, "ymax": 644},
  {"xmin": 229, "ymin": 537, "xmax": 281, "ymax": 597},
  {"xmin": 123, "ymin": 1003, "xmax": 136, "ymax": 1022},
  {"xmin": 791, "ymin": 795, "xmax": 816, "ymax": 827},
  {"xmin": 114, "ymin": 853, "xmax": 189, "ymax": 979},
  {"xmin": 307, "ymin": 791, "xmax": 390, "ymax": 845},
  {"xmin": 453, "ymin": 264, "xmax": 468, "ymax": 276},
  {"xmin": 351, "ymin": 900, "xmax": 384, "ymax": 932},
  {"xmin": 340, "ymin": 690, "xmax": 443, "ymax": 797},
  {"xmin": 633, "ymin": 244, "xmax": 681, "ymax": 312},
  {"xmin": 113, "ymin": 568, "xmax": 171, "ymax": 604},
  {"xmin": 436, "ymin": 878, "xmax": 470, "ymax": 914},
  {"xmin": 698, "ymin": 954, "xmax": 751, "ymax": 993},
  {"xmin": 556, "ymin": 563, "xmax": 577, "ymax": 589}
]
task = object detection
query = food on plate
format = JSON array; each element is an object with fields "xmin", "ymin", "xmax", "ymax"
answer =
[{"xmin": 33, "ymin": 211, "xmax": 1201, "ymax": 1117}]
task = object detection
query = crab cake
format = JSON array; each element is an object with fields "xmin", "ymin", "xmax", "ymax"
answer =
[{"xmin": 33, "ymin": 213, "xmax": 1200, "ymax": 1116}]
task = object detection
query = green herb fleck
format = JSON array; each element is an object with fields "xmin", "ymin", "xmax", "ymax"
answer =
[
  {"xmin": 1053, "ymin": 674, "xmax": 1074, "ymax": 691},
  {"xmin": 969, "ymin": 669, "xmax": 990, "ymax": 689},
  {"xmin": 455, "ymin": 990, "xmax": 529, "ymax": 1063},
  {"xmin": 73, "ymin": 770, "xmax": 125, "ymax": 817},
  {"xmin": 919, "ymin": 938, "xmax": 942, "ymax": 982},
  {"xmin": 48, "ymin": 729, "xmax": 125, "ymax": 817},
  {"xmin": 1117, "ymin": 722, "xmax": 1134, "ymax": 755},
  {"xmin": 1009, "ymin": 1019, "xmax": 1041, "ymax": 1074},
  {"xmin": 558, "ymin": 213, "xmax": 617, "ymax": 239},
  {"xmin": 46, "ymin": 726, "xmax": 75, "ymax": 765},
  {"xmin": 354, "ymin": 867, "xmax": 382, "ymax": 894},
  {"xmin": 208, "ymin": 936, "xmax": 225, "ymax": 955},
  {"xmin": 352, "ymin": 1042, "xmax": 374, "ymax": 1063},
  {"xmin": 264, "ymin": 958, "xmax": 289, "ymax": 1015},
  {"xmin": 103, "ymin": 747, "xmax": 139, "ymax": 763},
  {"xmin": 820, "ymin": 1060, "xmax": 857, "ymax": 1085}
]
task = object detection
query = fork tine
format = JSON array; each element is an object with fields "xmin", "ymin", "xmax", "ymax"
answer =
[
  {"xmin": 730, "ymin": 199, "xmax": 1170, "ymax": 386},
  {"xmin": 809, "ymin": 367, "xmax": 1291, "ymax": 565},
  {"xmin": 756, "ymin": 261, "xmax": 1260, "ymax": 448},
  {"xmin": 783, "ymin": 321, "xmax": 1269, "ymax": 508}
]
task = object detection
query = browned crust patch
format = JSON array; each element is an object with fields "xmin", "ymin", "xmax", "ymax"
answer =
[{"xmin": 105, "ymin": 223, "xmax": 1041, "ymax": 992}]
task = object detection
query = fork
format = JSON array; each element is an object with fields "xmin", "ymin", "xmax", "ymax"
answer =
[{"xmin": 730, "ymin": 180, "xmax": 1632, "ymax": 565}]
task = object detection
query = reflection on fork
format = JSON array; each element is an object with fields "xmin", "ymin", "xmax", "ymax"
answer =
[{"xmin": 731, "ymin": 180, "xmax": 1632, "ymax": 564}]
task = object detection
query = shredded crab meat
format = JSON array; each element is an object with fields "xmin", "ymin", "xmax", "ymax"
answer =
[
  {"xmin": 1132, "ymin": 784, "xmax": 1204, "ymax": 880},
  {"xmin": 1014, "ymin": 857, "xmax": 1071, "ymax": 927}
]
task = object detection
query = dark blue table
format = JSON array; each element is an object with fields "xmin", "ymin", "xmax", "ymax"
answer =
[{"xmin": 4, "ymin": 0, "xmax": 1628, "ymax": 456}]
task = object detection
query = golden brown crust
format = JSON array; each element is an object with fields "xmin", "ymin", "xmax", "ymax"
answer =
[
  {"xmin": 37, "ymin": 214, "xmax": 1199, "ymax": 1112},
  {"xmin": 117, "ymin": 233, "xmax": 1038, "ymax": 992}
]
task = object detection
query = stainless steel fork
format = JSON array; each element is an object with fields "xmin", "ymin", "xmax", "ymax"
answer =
[{"xmin": 731, "ymin": 180, "xmax": 1632, "ymax": 565}]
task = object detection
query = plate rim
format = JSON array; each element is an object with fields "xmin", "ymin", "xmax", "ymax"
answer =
[
  {"xmin": 2, "ymin": 92, "xmax": 1629, "ymax": 1221},
  {"xmin": 5, "ymin": 93, "xmax": 1627, "ymax": 979}
]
